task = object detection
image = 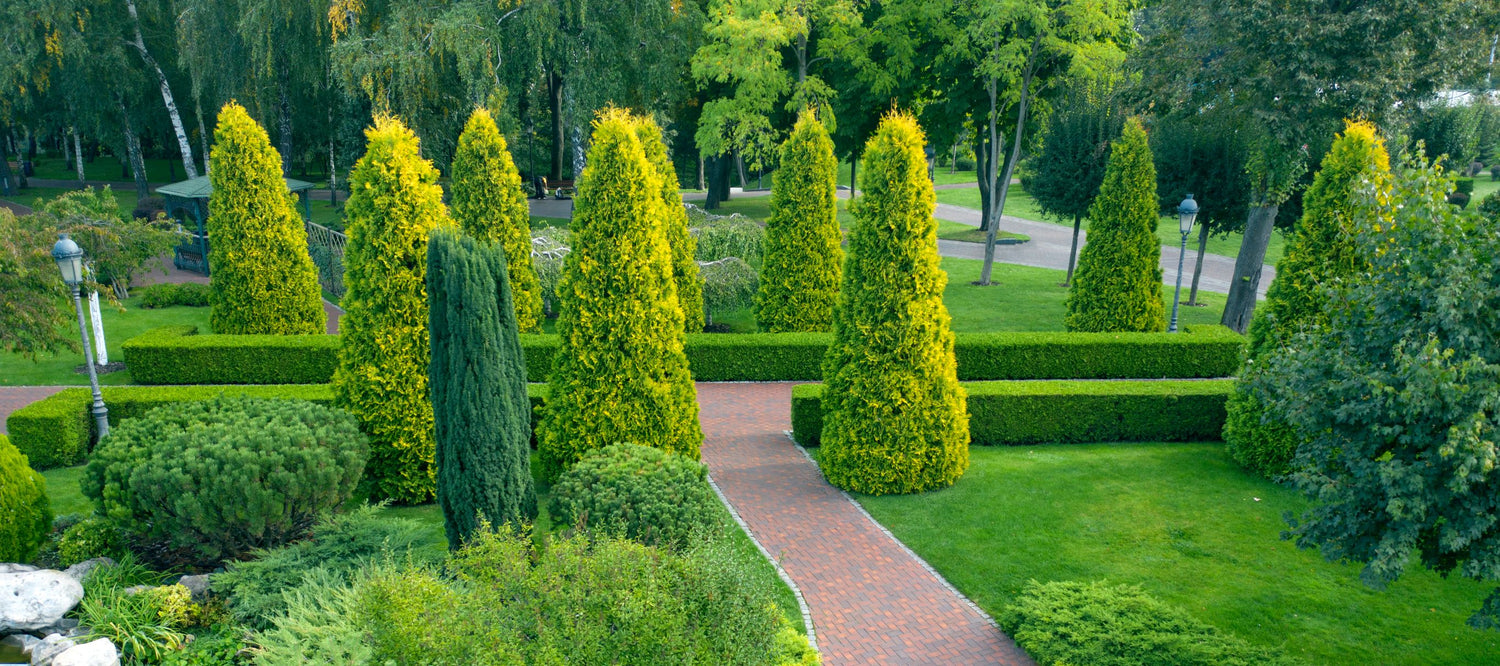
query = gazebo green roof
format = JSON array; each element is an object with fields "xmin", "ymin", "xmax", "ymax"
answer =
[{"xmin": 155, "ymin": 175, "xmax": 317, "ymax": 199}]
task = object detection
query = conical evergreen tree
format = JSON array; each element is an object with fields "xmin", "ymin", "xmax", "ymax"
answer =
[
  {"xmin": 818, "ymin": 112, "xmax": 968, "ymax": 496},
  {"xmin": 1065, "ymin": 118, "xmax": 1166, "ymax": 333},
  {"xmin": 756, "ymin": 111, "xmax": 843, "ymax": 332},
  {"xmin": 1225, "ymin": 121, "xmax": 1391, "ymax": 477},
  {"xmin": 537, "ymin": 109, "xmax": 703, "ymax": 480},
  {"xmin": 634, "ymin": 118, "xmax": 704, "ymax": 333},
  {"xmin": 206, "ymin": 102, "xmax": 325, "ymax": 335},
  {"xmin": 428, "ymin": 228, "xmax": 537, "ymax": 549},
  {"xmin": 333, "ymin": 117, "xmax": 453, "ymax": 503},
  {"xmin": 450, "ymin": 109, "xmax": 545, "ymax": 333}
]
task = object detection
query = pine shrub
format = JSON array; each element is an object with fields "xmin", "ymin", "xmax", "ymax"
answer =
[
  {"xmin": 333, "ymin": 116, "xmax": 453, "ymax": 503},
  {"xmin": 1065, "ymin": 118, "xmax": 1166, "ymax": 333},
  {"xmin": 81, "ymin": 398, "xmax": 368, "ymax": 563},
  {"xmin": 818, "ymin": 112, "xmax": 969, "ymax": 495},
  {"xmin": 1228, "ymin": 121, "xmax": 1390, "ymax": 478},
  {"xmin": 537, "ymin": 109, "xmax": 703, "ymax": 480},
  {"xmin": 428, "ymin": 228, "xmax": 538, "ymax": 549},
  {"xmin": 756, "ymin": 111, "xmax": 843, "ymax": 332},
  {"xmin": 205, "ymin": 102, "xmax": 325, "ymax": 335},
  {"xmin": 549, "ymin": 443, "xmax": 721, "ymax": 550},
  {"xmin": 635, "ymin": 118, "xmax": 705, "ymax": 332},
  {"xmin": 0, "ymin": 433, "xmax": 51, "ymax": 562},
  {"xmin": 450, "ymin": 108, "xmax": 544, "ymax": 333}
]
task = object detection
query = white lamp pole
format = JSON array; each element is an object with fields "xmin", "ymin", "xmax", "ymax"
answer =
[
  {"xmin": 52, "ymin": 234, "xmax": 109, "ymax": 438},
  {"xmin": 1169, "ymin": 194, "xmax": 1200, "ymax": 334}
]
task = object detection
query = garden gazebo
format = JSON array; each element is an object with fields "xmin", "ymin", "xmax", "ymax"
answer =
[{"xmin": 157, "ymin": 175, "xmax": 317, "ymax": 275}]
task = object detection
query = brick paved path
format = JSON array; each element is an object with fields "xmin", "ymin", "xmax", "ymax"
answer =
[
  {"xmin": 0, "ymin": 386, "xmax": 68, "ymax": 435},
  {"xmin": 697, "ymin": 382, "xmax": 1033, "ymax": 665}
]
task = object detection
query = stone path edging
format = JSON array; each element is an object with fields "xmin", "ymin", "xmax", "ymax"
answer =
[{"xmin": 704, "ymin": 471, "xmax": 819, "ymax": 650}]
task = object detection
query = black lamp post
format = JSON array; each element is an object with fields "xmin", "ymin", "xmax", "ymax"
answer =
[
  {"xmin": 1169, "ymin": 194, "xmax": 1199, "ymax": 333},
  {"xmin": 52, "ymin": 233, "xmax": 109, "ymax": 438}
]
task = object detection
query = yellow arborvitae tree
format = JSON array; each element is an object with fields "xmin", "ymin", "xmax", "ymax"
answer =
[
  {"xmin": 818, "ymin": 112, "xmax": 969, "ymax": 495},
  {"xmin": 333, "ymin": 116, "xmax": 454, "ymax": 504},
  {"xmin": 756, "ymin": 110, "xmax": 843, "ymax": 332},
  {"xmin": 450, "ymin": 108, "xmax": 544, "ymax": 333},
  {"xmin": 537, "ymin": 109, "xmax": 703, "ymax": 480},
  {"xmin": 206, "ymin": 102, "xmax": 325, "ymax": 335},
  {"xmin": 634, "ymin": 117, "xmax": 704, "ymax": 332}
]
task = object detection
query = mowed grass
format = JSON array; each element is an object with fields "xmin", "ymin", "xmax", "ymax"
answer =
[
  {"xmin": 0, "ymin": 295, "xmax": 212, "ymax": 386},
  {"xmin": 846, "ymin": 444, "xmax": 1498, "ymax": 665}
]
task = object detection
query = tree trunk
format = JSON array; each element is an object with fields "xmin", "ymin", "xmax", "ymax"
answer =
[
  {"xmin": 698, "ymin": 156, "xmax": 705, "ymax": 191},
  {"xmin": 549, "ymin": 70, "xmax": 564, "ymax": 180},
  {"xmin": 705, "ymin": 154, "xmax": 725, "ymax": 210},
  {"xmin": 277, "ymin": 57, "xmax": 293, "ymax": 176},
  {"xmin": 119, "ymin": 103, "xmax": 150, "ymax": 200},
  {"xmin": 1188, "ymin": 223, "xmax": 1209, "ymax": 306},
  {"xmin": 950, "ymin": 143, "xmax": 958, "ymax": 174},
  {"xmin": 195, "ymin": 96, "xmax": 209, "ymax": 175},
  {"xmin": 735, "ymin": 153, "xmax": 748, "ymax": 189},
  {"xmin": 849, "ymin": 153, "xmax": 858, "ymax": 196},
  {"xmin": 125, "ymin": 0, "xmax": 198, "ymax": 179},
  {"xmin": 0, "ymin": 130, "xmax": 15, "ymax": 196},
  {"xmin": 1221, "ymin": 205, "xmax": 1278, "ymax": 332},
  {"xmin": 71, "ymin": 127, "xmax": 86, "ymax": 183},
  {"xmin": 980, "ymin": 40, "xmax": 1037, "ymax": 287},
  {"xmin": 973, "ymin": 131, "xmax": 992, "ymax": 231},
  {"xmin": 1064, "ymin": 213, "xmax": 1083, "ymax": 286}
]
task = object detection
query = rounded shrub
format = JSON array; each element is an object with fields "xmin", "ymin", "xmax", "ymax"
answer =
[
  {"xmin": 549, "ymin": 443, "xmax": 720, "ymax": 549},
  {"xmin": 82, "ymin": 398, "xmax": 368, "ymax": 563},
  {"xmin": 0, "ymin": 433, "xmax": 52, "ymax": 562},
  {"xmin": 756, "ymin": 111, "xmax": 842, "ymax": 333},
  {"xmin": 58, "ymin": 516, "xmax": 125, "ymax": 567}
]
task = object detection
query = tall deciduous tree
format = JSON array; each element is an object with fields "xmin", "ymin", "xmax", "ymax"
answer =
[
  {"xmin": 451, "ymin": 108, "xmax": 544, "ymax": 333},
  {"xmin": 819, "ymin": 112, "xmax": 968, "ymax": 496},
  {"xmin": 124, "ymin": 0, "xmax": 199, "ymax": 179},
  {"xmin": 428, "ymin": 228, "xmax": 538, "ymax": 549},
  {"xmin": 333, "ymin": 117, "xmax": 454, "ymax": 504},
  {"xmin": 0, "ymin": 209, "xmax": 74, "ymax": 358},
  {"xmin": 1023, "ymin": 87, "xmax": 1124, "ymax": 286},
  {"xmin": 756, "ymin": 110, "xmax": 842, "ymax": 332},
  {"xmin": 206, "ymin": 103, "xmax": 326, "ymax": 335},
  {"xmin": 1149, "ymin": 112, "xmax": 1252, "ymax": 306}
]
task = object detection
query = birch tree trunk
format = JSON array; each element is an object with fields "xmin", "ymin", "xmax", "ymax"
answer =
[
  {"xmin": 119, "ymin": 103, "xmax": 150, "ymax": 200},
  {"xmin": 71, "ymin": 127, "xmax": 86, "ymax": 183},
  {"xmin": 125, "ymin": 0, "xmax": 199, "ymax": 180},
  {"xmin": 195, "ymin": 96, "xmax": 209, "ymax": 175}
]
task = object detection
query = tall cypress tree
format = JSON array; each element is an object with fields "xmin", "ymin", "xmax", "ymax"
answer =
[
  {"xmin": 634, "ymin": 118, "xmax": 704, "ymax": 333},
  {"xmin": 333, "ymin": 117, "xmax": 453, "ymax": 504},
  {"xmin": 428, "ymin": 228, "xmax": 537, "ymax": 548},
  {"xmin": 537, "ymin": 109, "xmax": 703, "ymax": 480},
  {"xmin": 1225, "ymin": 121, "xmax": 1391, "ymax": 477},
  {"xmin": 818, "ymin": 112, "xmax": 969, "ymax": 496},
  {"xmin": 450, "ymin": 109, "xmax": 545, "ymax": 333},
  {"xmin": 756, "ymin": 111, "xmax": 843, "ymax": 332},
  {"xmin": 206, "ymin": 102, "xmax": 325, "ymax": 335},
  {"xmin": 1065, "ymin": 118, "xmax": 1166, "ymax": 333}
]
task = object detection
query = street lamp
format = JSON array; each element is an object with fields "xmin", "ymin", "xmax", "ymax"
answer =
[
  {"xmin": 52, "ymin": 234, "xmax": 109, "ymax": 438},
  {"xmin": 1168, "ymin": 194, "xmax": 1199, "ymax": 333}
]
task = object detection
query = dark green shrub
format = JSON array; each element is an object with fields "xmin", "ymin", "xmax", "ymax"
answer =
[
  {"xmin": 83, "ymin": 398, "xmax": 368, "ymax": 563},
  {"xmin": 1478, "ymin": 191, "xmax": 1500, "ymax": 222},
  {"xmin": 1449, "ymin": 191, "xmax": 1471, "ymax": 208},
  {"xmin": 124, "ymin": 326, "xmax": 338, "ymax": 385},
  {"xmin": 1221, "ymin": 389, "xmax": 1299, "ymax": 478},
  {"xmin": 156, "ymin": 625, "xmax": 247, "ymax": 666},
  {"xmin": 1455, "ymin": 176, "xmax": 1475, "ymax": 195},
  {"xmin": 1490, "ymin": 164, "xmax": 1499, "ymax": 181},
  {"xmin": 549, "ymin": 443, "xmax": 721, "ymax": 550},
  {"xmin": 138, "ymin": 283, "xmax": 211, "ymax": 309},
  {"xmin": 1000, "ymin": 580, "xmax": 1299, "ymax": 666},
  {"xmin": 58, "ymin": 516, "xmax": 125, "ymax": 566},
  {"xmin": 0, "ymin": 433, "xmax": 51, "ymax": 562}
]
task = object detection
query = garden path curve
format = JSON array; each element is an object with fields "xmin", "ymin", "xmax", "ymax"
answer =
[{"xmin": 697, "ymin": 382, "xmax": 1033, "ymax": 666}]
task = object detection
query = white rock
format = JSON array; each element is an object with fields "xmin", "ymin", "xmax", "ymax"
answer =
[
  {"xmin": 49, "ymin": 639, "xmax": 118, "ymax": 666},
  {"xmin": 0, "ymin": 564, "xmax": 38, "ymax": 574},
  {"xmin": 62, "ymin": 559, "xmax": 114, "ymax": 583},
  {"xmin": 28, "ymin": 634, "xmax": 74, "ymax": 666},
  {"xmin": 0, "ymin": 571, "xmax": 83, "ymax": 633}
]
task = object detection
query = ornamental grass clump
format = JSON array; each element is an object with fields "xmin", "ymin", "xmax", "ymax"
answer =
[
  {"xmin": 818, "ymin": 112, "xmax": 968, "ymax": 495},
  {"xmin": 205, "ymin": 102, "xmax": 325, "ymax": 335},
  {"xmin": 537, "ymin": 109, "xmax": 702, "ymax": 480},
  {"xmin": 1065, "ymin": 118, "xmax": 1166, "ymax": 333},
  {"xmin": 549, "ymin": 443, "xmax": 720, "ymax": 550},
  {"xmin": 333, "ymin": 116, "xmax": 453, "ymax": 503},
  {"xmin": 635, "ymin": 117, "xmax": 705, "ymax": 332},
  {"xmin": 450, "ymin": 108, "xmax": 545, "ymax": 333},
  {"xmin": 756, "ymin": 111, "xmax": 842, "ymax": 332}
]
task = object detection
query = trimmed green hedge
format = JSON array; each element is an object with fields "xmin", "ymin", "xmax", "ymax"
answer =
[
  {"xmin": 791, "ymin": 379, "xmax": 1232, "ymax": 447},
  {"xmin": 125, "ymin": 325, "xmax": 1244, "ymax": 385},
  {"xmin": 6, "ymin": 384, "xmax": 548, "ymax": 471}
]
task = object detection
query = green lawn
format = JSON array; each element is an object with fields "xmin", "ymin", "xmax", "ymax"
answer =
[
  {"xmin": 4, "ymin": 186, "xmax": 139, "ymax": 214},
  {"xmin": 26, "ymin": 155, "xmax": 181, "ymax": 184},
  {"xmin": 0, "ymin": 295, "xmax": 211, "ymax": 386},
  {"xmin": 843, "ymin": 444, "xmax": 1498, "ymax": 665},
  {"xmin": 707, "ymin": 194, "xmax": 857, "ymax": 228},
  {"xmin": 936, "ymin": 220, "xmax": 1028, "ymax": 244}
]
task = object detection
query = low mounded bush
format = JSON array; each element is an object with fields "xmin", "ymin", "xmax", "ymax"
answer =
[
  {"xmin": 1000, "ymin": 580, "xmax": 1299, "ymax": 666},
  {"xmin": 550, "ymin": 443, "xmax": 722, "ymax": 550},
  {"xmin": 0, "ymin": 433, "xmax": 52, "ymax": 562},
  {"xmin": 137, "ymin": 283, "xmax": 211, "ymax": 309},
  {"xmin": 57, "ymin": 515, "xmax": 125, "ymax": 567},
  {"xmin": 83, "ymin": 397, "xmax": 369, "ymax": 563}
]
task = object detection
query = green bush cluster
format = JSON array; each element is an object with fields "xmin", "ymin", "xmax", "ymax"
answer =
[
  {"xmin": 756, "ymin": 111, "xmax": 842, "ymax": 332},
  {"xmin": 124, "ymin": 325, "xmax": 338, "ymax": 385},
  {"xmin": 205, "ymin": 102, "xmax": 326, "ymax": 335},
  {"xmin": 819, "ymin": 112, "xmax": 969, "ymax": 495},
  {"xmin": 58, "ymin": 515, "xmax": 125, "ymax": 566},
  {"xmin": 792, "ymin": 380, "xmax": 1232, "ymax": 446},
  {"xmin": 636, "ymin": 117, "xmax": 705, "ymax": 333},
  {"xmin": 550, "ymin": 443, "xmax": 721, "ymax": 550},
  {"xmin": 83, "ymin": 398, "xmax": 368, "ymax": 563},
  {"xmin": 0, "ymin": 433, "xmax": 51, "ymax": 562},
  {"xmin": 1000, "ymin": 580, "xmax": 1299, "ymax": 666},
  {"xmin": 137, "ymin": 283, "xmax": 211, "ymax": 309}
]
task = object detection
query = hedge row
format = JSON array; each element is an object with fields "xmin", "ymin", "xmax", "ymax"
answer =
[
  {"xmin": 791, "ymin": 379, "xmax": 1233, "ymax": 447},
  {"xmin": 6, "ymin": 384, "xmax": 547, "ymax": 471},
  {"xmin": 124, "ymin": 325, "xmax": 1244, "ymax": 385}
]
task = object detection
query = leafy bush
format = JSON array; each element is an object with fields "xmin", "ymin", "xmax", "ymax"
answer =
[
  {"xmin": 124, "ymin": 326, "xmax": 339, "ymax": 385},
  {"xmin": 156, "ymin": 625, "xmax": 248, "ymax": 666},
  {"xmin": 138, "ymin": 283, "xmax": 211, "ymax": 308},
  {"xmin": 756, "ymin": 111, "xmax": 842, "ymax": 332},
  {"xmin": 692, "ymin": 216, "xmax": 766, "ymax": 266},
  {"xmin": 700, "ymin": 257, "xmax": 759, "ymax": 324},
  {"xmin": 1455, "ymin": 176, "xmax": 1476, "ymax": 194},
  {"xmin": 550, "ymin": 444, "xmax": 721, "ymax": 549},
  {"xmin": 1001, "ymin": 580, "xmax": 1299, "ymax": 666},
  {"xmin": 58, "ymin": 516, "xmax": 125, "ymax": 566},
  {"xmin": 0, "ymin": 433, "xmax": 51, "ymax": 562},
  {"xmin": 83, "ymin": 398, "xmax": 368, "ymax": 563}
]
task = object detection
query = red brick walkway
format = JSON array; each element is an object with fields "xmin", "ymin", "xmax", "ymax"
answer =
[
  {"xmin": 0, "ymin": 386, "xmax": 68, "ymax": 435},
  {"xmin": 697, "ymin": 382, "xmax": 1033, "ymax": 665}
]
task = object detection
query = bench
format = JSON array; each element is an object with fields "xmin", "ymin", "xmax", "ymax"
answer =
[{"xmin": 544, "ymin": 177, "xmax": 576, "ymax": 200}]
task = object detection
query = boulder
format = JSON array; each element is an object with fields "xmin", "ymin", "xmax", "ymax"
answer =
[
  {"xmin": 29, "ymin": 618, "xmax": 80, "ymax": 638},
  {"xmin": 0, "ymin": 564, "xmax": 38, "ymax": 574},
  {"xmin": 49, "ymin": 639, "xmax": 118, "ymax": 666},
  {"xmin": 27, "ymin": 634, "xmax": 74, "ymax": 666},
  {"xmin": 1, "ymin": 633, "xmax": 39, "ymax": 655},
  {"xmin": 175, "ymin": 574, "xmax": 212, "ymax": 604},
  {"xmin": 0, "ymin": 571, "xmax": 83, "ymax": 633},
  {"xmin": 62, "ymin": 559, "xmax": 114, "ymax": 583}
]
